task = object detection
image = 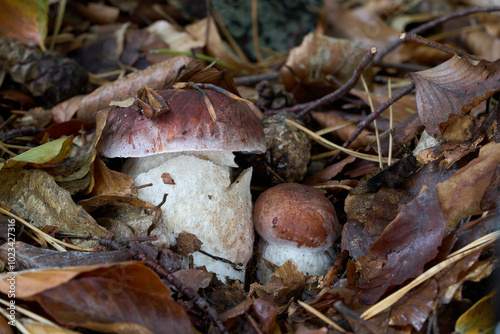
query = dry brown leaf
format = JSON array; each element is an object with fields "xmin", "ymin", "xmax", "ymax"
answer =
[
  {"xmin": 51, "ymin": 56, "xmax": 203, "ymax": 122},
  {"xmin": 0, "ymin": 262, "xmax": 139, "ymax": 299},
  {"xmin": 22, "ymin": 319, "xmax": 80, "ymax": 334},
  {"xmin": 350, "ymin": 88, "xmax": 417, "ymax": 122},
  {"xmin": 311, "ymin": 111, "xmax": 375, "ymax": 149},
  {"xmin": 186, "ymin": 17, "xmax": 257, "ymax": 73},
  {"xmin": 436, "ymin": 141, "xmax": 500, "ymax": 229},
  {"xmin": 147, "ymin": 20, "xmax": 205, "ymax": 52},
  {"xmin": 411, "ymin": 55, "xmax": 500, "ymax": 137},
  {"xmin": 90, "ymin": 157, "xmax": 136, "ymax": 197},
  {"xmin": 280, "ymin": 33, "xmax": 374, "ymax": 102},
  {"xmin": 322, "ymin": 0, "xmax": 402, "ymax": 63},
  {"xmin": 304, "ymin": 155, "xmax": 356, "ymax": 185},
  {"xmin": 357, "ymin": 187, "xmax": 446, "ymax": 304},
  {"xmin": 0, "ymin": 168, "xmax": 107, "ymax": 247}
]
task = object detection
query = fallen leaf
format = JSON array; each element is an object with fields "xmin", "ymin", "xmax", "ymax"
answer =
[
  {"xmin": 21, "ymin": 319, "xmax": 80, "ymax": 333},
  {"xmin": 0, "ymin": 0, "xmax": 47, "ymax": 49},
  {"xmin": 2, "ymin": 136, "xmax": 73, "ymax": 169},
  {"xmin": 280, "ymin": 33, "xmax": 374, "ymax": 102},
  {"xmin": 411, "ymin": 55, "xmax": 500, "ymax": 137},
  {"xmin": 357, "ymin": 187, "xmax": 446, "ymax": 304},
  {"xmin": 172, "ymin": 269, "xmax": 213, "ymax": 291},
  {"xmin": 51, "ymin": 56, "xmax": 203, "ymax": 122},
  {"xmin": 0, "ymin": 168, "xmax": 107, "ymax": 248},
  {"xmin": 35, "ymin": 263, "xmax": 193, "ymax": 334},
  {"xmin": 455, "ymin": 289, "xmax": 496, "ymax": 334},
  {"xmin": 436, "ymin": 141, "xmax": 500, "ymax": 229},
  {"xmin": 90, "ymin": 157, "xmax": 136, "ymax": 197},
  {"xmin": 322, "ymin": 0, "xmax": 402, "ymax": 63}
]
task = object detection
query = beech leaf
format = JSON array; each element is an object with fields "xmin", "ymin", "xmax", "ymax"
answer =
[
  {"xmin": 411, "ymin": 55, "xmax": 500, "ymax": 137},
  {"xmin": 357, "ymin": 187, "xmax": 446, "ymax": 304}
]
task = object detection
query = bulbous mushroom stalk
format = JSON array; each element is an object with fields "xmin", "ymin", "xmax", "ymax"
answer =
[
  {"xmin": 253, "ymin": 183, "xmax": 341, "ymax": 282},
  {"xmin": 98, "ymin": 88, "xmax": 266, "ymax": 282}
]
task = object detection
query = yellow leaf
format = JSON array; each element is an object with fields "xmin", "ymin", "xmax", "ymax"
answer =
[{"xmin": 455, "ymin": 289, "xmax": 496, "ymax": 334}]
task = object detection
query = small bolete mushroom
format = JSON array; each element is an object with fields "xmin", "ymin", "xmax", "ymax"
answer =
[
  {"xmin": 98, "ymin": 87, "xmax": 266, "ymax": 282},
  {"xmin": 253, "ymin": 183, "xmax": 340, "ymax": 282}
]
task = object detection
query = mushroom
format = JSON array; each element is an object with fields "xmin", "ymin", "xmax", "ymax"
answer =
[
  {"xmin": 98, "ymin": 87, "xmax": 266, "ymax": 282},
  {"xmin": 253, "ymin": 183, "xmax": 340, "ymax": 282}
]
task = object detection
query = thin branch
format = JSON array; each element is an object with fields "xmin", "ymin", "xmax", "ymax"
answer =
[
  {"xmin": 339, "ymin": 82, "xmax": 415, "ymax": 153},
  {"xmin": 266, "ymin": 47, "xmax": 378, "ymax": 118},
  {"xmin": 400, "ymin": 32, "xmax": 478, "ymax": 60},
  {"xmin": 376, "ymin": 6, "xmax": 500, "ymax": 61}
]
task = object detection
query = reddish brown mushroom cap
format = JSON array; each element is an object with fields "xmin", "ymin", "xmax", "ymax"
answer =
[
  {"xmin": 254, "ymin": 183, "xmax": 340, "ymax": 250},
  {"xmin": 98, "ymin": 89, "xmax": 266, "ymax": 158}
]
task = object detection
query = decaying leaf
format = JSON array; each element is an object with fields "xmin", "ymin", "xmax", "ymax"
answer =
[
  {"xmin": 0, "ymin": 168, "xmax": 107, "ymax": 247},
  {"xmin": 51, "ymin": 56, "xmax": 203, "ymax": 122},
  {"xmin": 322, "ymin": 0, "xmax": 402, "ymax": 63},
  {"xmin": 0, "ymin": 262, "xmax": 193, "ymax": 334},
  {"xmin": 436, "ymin": 141, "xmax": 500, "ymax": 229},
  {"xmin": 357, "ymin": 187, "xmax": 446, "ymax": 303},
  {"xmin": 280, "ymin": 33, "xmax": 374, "ymax": 102},
  {"xmin": 411, "ymin": 55, "xmax": 500, "ymax": 137},
  {"xmin": 249, "ymin": 260, "xmax": 306, "ymax": 306},
  {"xmin": 172, "ymin": 269, "xmax": 213, "ymax": 291}
]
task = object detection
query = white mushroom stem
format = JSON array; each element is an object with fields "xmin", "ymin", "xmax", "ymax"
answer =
[
  {"xmin": 129, "ymin": 153, "xmax": 254, "ymax": 282},
  {"xmin": 257, "ymin": 238, "xmax": 335, "ymax": 283}
]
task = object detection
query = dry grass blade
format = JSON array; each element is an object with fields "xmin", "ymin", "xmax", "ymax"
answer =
[
  {"xmin": 0, "ymin": 207, "xmax": 93, "ymax": 252},
  {"xmin": 297, "ymin": 300, "xmax": 346, "ymax": 333},
  {"xmin": 0, "ymin": 298, "xmax": 59, "ymax": 327},
  {"xmin": 315, "ymin": 120, "xmax": 356, "ymax": 136},
  {"xmin": 361, "ymin": 231, "xmax": 500, "ymax": 320},
  {"xmin": 0, "ymin": 307, "xmax": 30, "ymax": 334},
  {"xmin": 360, "ymin": 75, "xmax": 382, "ymax": 168},
  {"xmin": 285, "ymin": 119, "xmax": 393, "ymax": 164},
  {"xmin": 388, "ymin": 79, "xmax": 393, "ymax": 166}
]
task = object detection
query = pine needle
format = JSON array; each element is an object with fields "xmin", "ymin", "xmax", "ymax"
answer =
[
  {"xmin": 360, "ymin": 75, "xmax": 383, "ymax": 168},
  {"xmin": 285, "ymin": 119, "xmax": 394, "ymax": 164},
  {"xmin": 297, "ymin": 300, "xmax": 346, "ymax": 333}
]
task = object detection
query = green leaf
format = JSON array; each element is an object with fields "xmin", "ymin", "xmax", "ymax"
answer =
[{"xmin": 3, "ymin": 136, "xmax": 73, "ymax": 169}]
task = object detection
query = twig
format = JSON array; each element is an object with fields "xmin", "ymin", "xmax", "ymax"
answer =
[
  {"xmin": 266, "ymin": 47, "xmax": 378, "ymax": 118},
  {"xmin": 400, "ymin": 32, "xmax": 477, "ymax": 60},
  {"xmin": 99, "ymin": 239, "xmax": 229, "ymax": 334},
  {"xmin": 338, "ymin": 82, "xmax": 415, "ymax": 155},
  {"xmin": 376, "ymin": 6, "xmax": 500, "ymax": 61}
]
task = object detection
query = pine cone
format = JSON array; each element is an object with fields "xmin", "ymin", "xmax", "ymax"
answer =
[
  {"xmin": 254, "ymin": 113, "xmax": 311, "ymax": 184},
  {"xmin": 255, "ymin": 80, "xmax": 296, "ymax": 110},
  {"xmin": 0, "ymin": 39, "xmax": 87, "ymax": 106}
]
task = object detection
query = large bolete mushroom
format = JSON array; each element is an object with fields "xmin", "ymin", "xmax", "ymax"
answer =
[
  {"xmin": 253, "ymin": 183, "xmax": 341, "ymax": 282},
  {"xmin": 98, "ymin": 87, "xmax": 266, "ymax": 281}
]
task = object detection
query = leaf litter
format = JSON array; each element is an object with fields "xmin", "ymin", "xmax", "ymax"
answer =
[{"xmin": 0, "ymin": 1, "xmax": 498, "ymax": 333}]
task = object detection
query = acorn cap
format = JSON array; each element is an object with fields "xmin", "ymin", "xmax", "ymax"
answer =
[
  {"xmin": 98, "ymin": 88, "xmax": 266, "ymax": 158},
  {"xmin": 253, "ymin": 183, "xmax": 340, "ymax": 250}
]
